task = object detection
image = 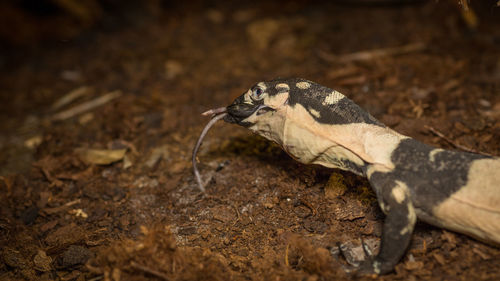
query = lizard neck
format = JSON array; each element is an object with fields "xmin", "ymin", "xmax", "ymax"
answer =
[
  {"xmin": 333, "ymin": 124, "xmax": 409, "ymax": 172},
  {"xmin": 278, "ymin": 102, "xmax": 409, "ymax": 174}
]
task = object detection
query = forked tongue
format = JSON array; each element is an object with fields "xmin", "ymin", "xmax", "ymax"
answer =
[{"xmin": 192, "ymin": 107, "xmax": 227, "ymax": 192}]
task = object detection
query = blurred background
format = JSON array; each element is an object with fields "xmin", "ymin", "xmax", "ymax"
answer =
[{"xmin": 1, "ymin": 1, "xmax": 500, "ymax": 280}]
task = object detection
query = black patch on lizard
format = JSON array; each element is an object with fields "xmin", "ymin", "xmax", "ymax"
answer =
[
  {"xmin": 364, "ymin": 138, "xmax": 493, "ymax": 274},
  {"xmin": 268, "ymin": 78, "xmax": 384, "ymax": 126},
  {"xmin": 307, "ymin": 96, "xmax": 382, "ymax": 126},
  {"xmin": 369, "ymin": 138, "xmax": 491, "ymax": 212}
]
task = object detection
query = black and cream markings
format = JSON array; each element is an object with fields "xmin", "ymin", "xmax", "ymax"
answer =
[{"xmin": 202, "ymin": 78, "xmax": 500, "ymax": 275}]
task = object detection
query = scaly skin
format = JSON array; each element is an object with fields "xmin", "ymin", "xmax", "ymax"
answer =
[{"xmin": 199, "ymin": 78, "xmax": 500, "ymax": 274}]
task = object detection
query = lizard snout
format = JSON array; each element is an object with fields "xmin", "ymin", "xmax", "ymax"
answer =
[{"xmin": 224, "ymin": 103, "xmax": 258, "ymax": 124}]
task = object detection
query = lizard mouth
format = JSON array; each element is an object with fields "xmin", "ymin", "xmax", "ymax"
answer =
[
  {"xmin": 224, "ymin": 103, "xmax": 258, "ymax": 124},
  {"xmin": 224, "ymin": 103, "xmax": 274, "ymax": 125},
  {"xmin": 200, "ymin": 102, "xmax": 260, "ymax": 123}
]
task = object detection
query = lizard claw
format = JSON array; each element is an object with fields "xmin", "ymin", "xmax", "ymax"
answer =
[
  {"xmin": 338, "ymin": 239, "xmax": 380, "ymax": 276},
  {"xmin": 361, "ymin": 238, "xmax": 373, "ymax": 257}
]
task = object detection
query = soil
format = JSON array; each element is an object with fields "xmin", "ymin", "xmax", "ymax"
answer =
[{"xmin": 1, "ymin": 1, "xmax": 500, "ymax": 280}]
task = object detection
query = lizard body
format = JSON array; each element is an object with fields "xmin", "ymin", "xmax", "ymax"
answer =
[{"xmin": 195, "ymin": 78, "xmax": 500, "ymax": 274}]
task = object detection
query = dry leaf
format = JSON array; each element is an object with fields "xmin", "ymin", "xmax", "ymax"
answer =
[{"xmin": 75, "ymin": 148, "xmax": 127, "ymax": 165}]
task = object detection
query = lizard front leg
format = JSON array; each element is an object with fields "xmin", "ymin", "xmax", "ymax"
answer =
[{"xmin": 361, "ymin": 177, "xmax": 417, "ymax": 275}]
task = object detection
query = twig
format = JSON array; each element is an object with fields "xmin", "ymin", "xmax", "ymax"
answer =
[
  {"xmin": 51, "ymin": 86, "xmax": 89, "ymax": 110},
  {"xmin": 318, "ymin": 42, "xmax": 426, "ymax": 63},
  {"xmin": 32, "ymin": 163, "xmax": 64, "ymax": 187},
  {"xmin": 425, "ymin": 125, "xmax": 491, "ymax": 156},
  {"xmin": 232, "ymin": 204, "xmax": 241, "ymax": 226},
  {"xmin": 130, "ymin": 261, "xmax": 170, "ymax": 281},
  {"xmin": 51, "ymin": 90, "xmax": 122, "ymax": 121},
  {"xmin": 42, "ymin": 199, "xmax": 81, "ymax": 215},
  {"xmin": 299, "ymin": 198, "xmax": 317, "ymax": 216}
]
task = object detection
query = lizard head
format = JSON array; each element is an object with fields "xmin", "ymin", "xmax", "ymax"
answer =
[
  {"xmin": 223, "ymin": 79, "xmax": 292, "ymax": 127},
  {"xmin": 222, "ymin": 79, "xmax": 298, "ymax": 144},
  {"xmin": 223, "ymin": 77, "xmax": 383, "ymax": 129}
]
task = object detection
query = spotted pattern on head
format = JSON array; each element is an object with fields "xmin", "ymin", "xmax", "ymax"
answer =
[
  {"xmin": 231, "ymin": 77, "xmax": 386, "ymax": 141},
  {"xmin": 275, "ymin": 83, "xmax": 290, "ymax": 91},
  {"xmin": 308, "ymin": 108, "xmax": 321, "ymax": 119},
  {"xmin": 281, "ymin": 78, "xmax": 384, "ymax": 127},
  {"xmin": 296, "ymin": 81, "xmax": 311, "ymax": 89},
  {"xmin": 257, "ymin": 82, "xmax": 267, "ymax": 91},
  {"xmin": 263, "ymin": 91, "xmax": 289, "ymax": 110},
  {"xmin": 323, "ymin": 90, "xmax": 345, "ymax": 105}
]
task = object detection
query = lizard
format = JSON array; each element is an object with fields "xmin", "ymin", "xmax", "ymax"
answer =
[{"xmin": 192, "ymin": 77, "xmax": 500, "ymax": 275}]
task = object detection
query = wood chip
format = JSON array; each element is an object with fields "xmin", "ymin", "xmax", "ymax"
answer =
[
  {"xmin": 433, "ymin": 252, "xmax": 446, "ymax": 265},
  {"xmin": 472, "ymin": 247, "xmax": 491, "ymax": 260},
  {"xmin": 75, "ymin": 148, "xmax": 127, "ymax": 165},
  {"xmin": 40, "ymin": 220, "xmax": 59, "ymax": 232},
  {"xmin": 51, "ymin": 86, "xmax": 89, "ymax": 110},
  {"xmin": 43, "ymin": 199, "xmax": 81, "ymax": 215},
  {"xmin": 51, "ymin": 90, "xmax": 122, "ymax": 121},
  {"xmin": 441, "ymin": 231, "xmax": 457, "ymax": 248},
  {"xmin": 404, "ymin": 260, "xmax": 424, "ymax": 271},
  {"xmin": 319, "ymin": 42, "xmax": 426, "ymax": 63}
]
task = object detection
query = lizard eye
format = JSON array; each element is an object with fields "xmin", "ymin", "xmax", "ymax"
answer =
[{"xmin": 251, "ymin": 87, "xmax": 265, "ymax": 100}]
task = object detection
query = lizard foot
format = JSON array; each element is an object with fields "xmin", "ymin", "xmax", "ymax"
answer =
[{"xmin": 338, "ymin": 239, "xmax": 382, "ymax": 277}]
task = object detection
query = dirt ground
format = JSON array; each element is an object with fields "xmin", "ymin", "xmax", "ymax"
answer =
[{"xmin": 1, "ymin": 1, "xmax": 500, "ymax": 280}]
